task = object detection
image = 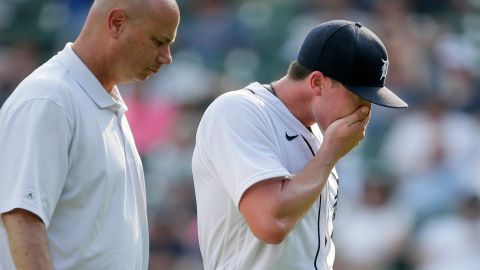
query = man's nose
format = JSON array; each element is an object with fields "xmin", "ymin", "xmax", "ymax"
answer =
[{"xmin": 157, "ymin": 46, "xmax": 172, "ymax": 65}]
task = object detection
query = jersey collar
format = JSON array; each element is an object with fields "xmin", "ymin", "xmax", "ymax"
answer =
[{"xmin": 57, "ymin": 43, "xmax": 127, "ymax": 113}]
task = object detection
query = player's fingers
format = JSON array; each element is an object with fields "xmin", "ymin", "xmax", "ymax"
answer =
[
  {"xmin": 346, "ymin": 112, "xmax": 370, "ymax": 138},
  {"xmin": 346, "ymin": 106, "xmax": 370, "ymax": 127},
  {"xmin": 348, "ymin": 121, "xmax": 368, "ymax": 137}
]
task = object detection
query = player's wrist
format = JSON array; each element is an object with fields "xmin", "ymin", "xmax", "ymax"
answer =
[{"xmin": 314, "ymin": 145, "xmax": 338, "ymax": 169}]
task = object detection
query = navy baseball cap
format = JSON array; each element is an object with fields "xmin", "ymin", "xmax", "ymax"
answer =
[{"xmin": 297, "ymin": 20, "xmax": 408, "ymax": 108}]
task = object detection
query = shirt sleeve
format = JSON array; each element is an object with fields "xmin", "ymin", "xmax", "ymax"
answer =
[
  {"xmin": 200, "ymin": 92, "xmax": 290, "ymax": 208},
  {"xmin": 0, "ymin": 98, "xmax": 70, "ymax": 228}
]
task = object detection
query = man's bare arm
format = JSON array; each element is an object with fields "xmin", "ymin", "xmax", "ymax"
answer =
[{"xmin": 2, "ymin": 209, "xmax": 54, "ymax": 270}]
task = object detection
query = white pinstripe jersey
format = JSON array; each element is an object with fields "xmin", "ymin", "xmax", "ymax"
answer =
[{"xmin": 192, "ymin": 82, "xmax": 339, "ymax": 270}]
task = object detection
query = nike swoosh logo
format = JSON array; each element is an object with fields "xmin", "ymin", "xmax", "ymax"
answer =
[{"xmin": 285, "ymin": 132, "xmax": 298, "ymax": 141}]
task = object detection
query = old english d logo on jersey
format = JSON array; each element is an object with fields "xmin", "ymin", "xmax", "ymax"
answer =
[{"xmin": 380, "ymin": 59, "xmax": 388, "ymax": 81}]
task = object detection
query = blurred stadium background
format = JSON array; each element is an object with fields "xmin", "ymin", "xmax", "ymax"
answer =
[{"xmin": 1, "ymin": 0, "xmax": 480, "ymax": 269}]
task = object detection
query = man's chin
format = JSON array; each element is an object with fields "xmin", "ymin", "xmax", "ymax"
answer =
[
  {"xmin": 142, "ymin": 68, "xmax": 160, "ymax": 80},
  {"xmin": 136, "ymin": 71, "xmax": 152, "ymax": 82},
  {"xmin": 122, "ymin": 70, "xmax": 156, "ymax": 84}
]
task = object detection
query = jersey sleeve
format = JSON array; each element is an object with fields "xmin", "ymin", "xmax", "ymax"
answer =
[
  {"xmin": 199, "ymin": 91, "xmax": 290, "ymax": 209},
  {"xmin": 0, "ymin": 98, "xmax": 70, "ymax": 228}
]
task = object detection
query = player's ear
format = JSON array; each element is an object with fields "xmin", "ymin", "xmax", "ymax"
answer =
[
  {"xmin": 108, "ymin": 9, "xmax": 128, "ymax": 38},
  {"xmin": 309, "ymin": 71, "xmax": 325, "ymax": 96}
]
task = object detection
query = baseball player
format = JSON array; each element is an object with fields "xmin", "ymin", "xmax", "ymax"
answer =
[{"xmin": 192, "ymin": 20, "xmax": 407, "ymax": 270}]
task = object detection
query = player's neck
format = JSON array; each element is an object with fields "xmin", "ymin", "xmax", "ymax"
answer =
[{"xmin": 273, "ymin": 77, "xmax": 314, "ymax": 127}]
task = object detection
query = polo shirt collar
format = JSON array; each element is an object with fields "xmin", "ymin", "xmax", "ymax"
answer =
[{"xmin": 57, "ymin": 43, "xmax": 127, "ymax": 113}]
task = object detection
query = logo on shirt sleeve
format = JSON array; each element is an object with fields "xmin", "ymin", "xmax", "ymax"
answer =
[{"xmin": 24, "ymin": 190, "xmax": 34, "ymax": 200}]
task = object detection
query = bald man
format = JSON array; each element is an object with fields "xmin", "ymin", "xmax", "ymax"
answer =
[{"xmin": 0, "ymin": 0, "xmax": 180, "ymax": 269}]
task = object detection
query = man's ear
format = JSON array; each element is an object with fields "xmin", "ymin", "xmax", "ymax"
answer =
[
  {"xmin": 309, "ymin": 71, "xmax": 325, "ymax": 96},
  {"xmin": 108, "ymin": 9, "xmax": 128, "ymax": 38}
]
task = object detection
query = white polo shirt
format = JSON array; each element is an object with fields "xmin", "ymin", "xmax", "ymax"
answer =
[
  {"xmin": 192, "ymin": 82, "xmax": 339, "ymax": 270},
  {"xmin": 0, "ymin": 43, "xmax": 149, "ymax": 270}
]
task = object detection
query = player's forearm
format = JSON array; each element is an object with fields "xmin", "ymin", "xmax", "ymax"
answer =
[
  {"xmin": 272, "ymin": 148, "xmax": 336, "ymax": 230},
  {"xmin": 2, "ymin": 209, "xmax": 54, "ymax": 270},
  {"xmin": 242, "ymin": 155, "xmax": 334, "ymax": 244}
]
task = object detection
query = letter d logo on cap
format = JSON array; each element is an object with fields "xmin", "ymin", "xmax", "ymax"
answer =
[{"xmin": 380, "ymin": 59, "xmax": 389, "ymax": 81}]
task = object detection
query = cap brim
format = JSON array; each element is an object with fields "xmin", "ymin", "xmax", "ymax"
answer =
[{"xmin": 343, "ymin": 84, "xmax": 408, "ymax": 108}]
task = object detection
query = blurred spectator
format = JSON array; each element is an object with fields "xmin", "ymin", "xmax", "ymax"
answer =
[
  {"xmin": 56, "ymin": 0, "xmax": 93, "ymax": 46},
  {"xmin": 380, "ymin": 98, "xmax": 480, "ymax": 219},
  {"xmin": 0, "ymin": 42, "xmax": 40, "ymax": 107},
  {"xmin": 369, "ymin": 0, "xmax": 435, "ymax": 106},
  {"xmin": 412, "ymin": 193, "xmax": 480, "ymax": 270},
  {"xmin": 144, "ymin": 51, "xmax": 219, "ymax": 104},
  {"xmin": 433, "ymin": 33, "xmax": 480, "ymax": 112},
  {"xmin": 123, "ymin": 84, "xmax": 179, "ymax": 157},
  {"xmin": 335, "ymin": 167, "xmax": 414, "ymax": 270},
  {"xmin": 381, "ymin": 98, "xmax": 480, "ymax": 178},
  {"xmin": 177, "ymin": 0, "xmax": 250, "ymax": 70}
]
